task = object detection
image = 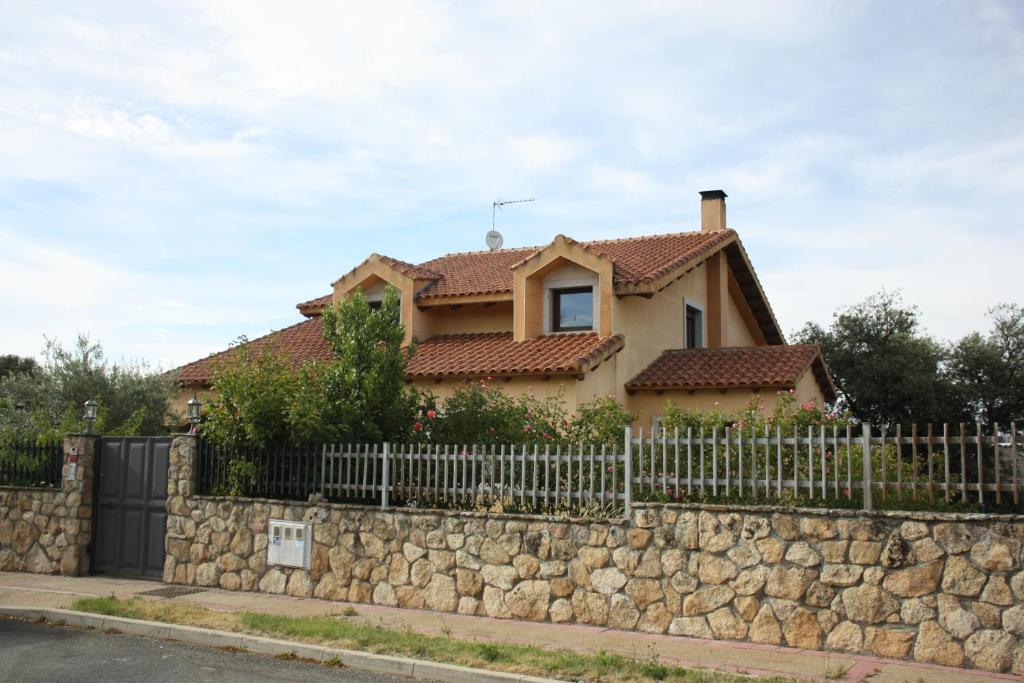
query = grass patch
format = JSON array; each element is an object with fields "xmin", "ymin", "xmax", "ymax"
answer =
[{"xmin": 71, "ymin": 596, "xmax": 791, "ymax": 683}]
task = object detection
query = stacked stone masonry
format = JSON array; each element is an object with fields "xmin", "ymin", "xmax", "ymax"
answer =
[
  {"xmin": 0, "ymin": 435, "xmax": 94, "ymax": 575},
  {"xmin": 166, "ymin": 437, "xmax": 1024, "ymax": 674}
]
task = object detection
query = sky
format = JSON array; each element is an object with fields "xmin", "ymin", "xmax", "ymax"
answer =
[{"xmin": 2, "ymin": 1, "xmax": 1023, "ymax": 372}]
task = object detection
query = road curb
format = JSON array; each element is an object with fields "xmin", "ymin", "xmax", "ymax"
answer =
[{"xmin": 0, "ymin": 606, "xmax": 557, "ymax": 683}]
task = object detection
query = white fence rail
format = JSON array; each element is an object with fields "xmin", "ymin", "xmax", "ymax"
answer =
[
  {"xmin": 198, "ymin": 422, "xmax": 1021, "ymax": 516},
  {"xmin": 627, "ymin": 422, "xmax": 1021, "ymax": 513}
]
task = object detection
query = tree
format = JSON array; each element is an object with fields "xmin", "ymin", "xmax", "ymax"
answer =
[
  {"xmin": 320, "ymin": 286, "xmax": 418, "ymax": 442},
  {"xmin": 202, "ymin": 339, "xmax": 301, "ymax": 448},
  {"xmin": 948, "ymin": 304, "xmax": 1024, "ymax": 424},
  {"xmin": 0, "ymin": 355, "xmax": 38, "ymax": 379},
  {"xmin": 794, "ymin": 291, "xmax": 960, "ymax": 425},
  {"xmin": 0, "ymin": 335, "xmax": 174, "ymax": 439},
  {"xmin": 202, "ymin": 286, "xmax": 419, "ymax": 447}
]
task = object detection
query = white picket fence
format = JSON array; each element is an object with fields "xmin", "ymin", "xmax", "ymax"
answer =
[
  {"xmin": 626, "ymin": 422, "xmax": 1022, "ymax": 513},
  {"xmin": 201, "ymin": 422, "xmax": 1021, "ymax": 516}
]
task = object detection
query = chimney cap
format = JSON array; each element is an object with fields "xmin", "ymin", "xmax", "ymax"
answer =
[{"xmin": 699, "ymin": 190, "xmax": 728, "ymax": 200}]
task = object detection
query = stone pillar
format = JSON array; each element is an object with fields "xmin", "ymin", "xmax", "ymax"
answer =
[
  {"xmin": 165, "ymin": 434, "xmax": 198, "ymax": 583},
  {"xmin": 60, "ymin": 433, "xmax": 99, "ymax": 576}
]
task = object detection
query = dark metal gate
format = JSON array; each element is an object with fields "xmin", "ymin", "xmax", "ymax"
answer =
[{"xmin": 94, "ymin": 436, "xmax": 171, "ymax": 578}]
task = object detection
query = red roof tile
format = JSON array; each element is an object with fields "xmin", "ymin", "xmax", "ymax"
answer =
[
  {"xmin": 302, "ymin": 230, "xmax": 738, "ymax": 309},
  {"xmin": 407, "ymin": 332, "xmax": 624, "ymax": 378},
  {"xmin": 584, "ymin": 230, "xmax": 736, "ymax": 285},
  {"xmin": 416, "ymin": 247, "xmax": 537, "ymax": 300},
  {"xmin": 376, "ymin": 255, "xmax": 440, "ymax": 280},
  {"xmin": 625, "ymin": 345, "xmax": 836, "ymax": 401},
  {"xmin": 297, "ymin": 294, "xmax": 332, "ymax": 317},
  {"xmin": 176, "ymin": 324, "xmax": 624, "ymax": 386},
  {"xmin": 175, "ymin": 318, "xmax": 333, "ymax": 386}
]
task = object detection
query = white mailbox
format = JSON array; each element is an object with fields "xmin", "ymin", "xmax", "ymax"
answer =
[{"xmin": 267, "ymin": 519, "xmax": 312, "ymax": 569}]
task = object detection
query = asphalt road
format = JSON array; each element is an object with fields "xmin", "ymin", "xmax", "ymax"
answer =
[{"xmin": 0, "ymin": 618, "xmax": 414, "ymax": 683}]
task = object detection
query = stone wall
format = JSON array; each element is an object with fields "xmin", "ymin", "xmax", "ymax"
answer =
[
  {"xmin": 0, "ymin": 435, "xmax": 95, "ymax": 575},
  {"xmin": 166, "ymin": 436, "xmax": 1024, "ymax": 674}
]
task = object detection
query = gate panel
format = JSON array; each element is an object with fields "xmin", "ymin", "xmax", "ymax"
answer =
[{"xmin": 94, "ymin": 437, "xmax": 170, "ymax": 579}]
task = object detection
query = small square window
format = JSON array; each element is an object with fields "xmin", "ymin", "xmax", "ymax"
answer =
[
  {"xmin": 552, "ymin": 287, "xmax": 594, "ymax": 332},
  {"xmin": 686, "ymin": 305, "xmax": 703, "ymax": 348}
]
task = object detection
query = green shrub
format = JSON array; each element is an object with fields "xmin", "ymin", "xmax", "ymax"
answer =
[{"xmin": 0, "ymin": 335, "xmax": 173, "ymax": 440}]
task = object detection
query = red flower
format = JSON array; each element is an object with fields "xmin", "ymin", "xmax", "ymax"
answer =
[
  {"xmin": 426, "ymin": 409, "xmax": 437, "ymax": 419},
  {"xmin": 413, "ymin": 422, "xmax": 422, "ymax": 431}
]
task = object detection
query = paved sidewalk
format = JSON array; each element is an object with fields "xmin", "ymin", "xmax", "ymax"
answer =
[{"xmin": 0, "ymin": 572, "xmax": 1015, "ymax": 683}]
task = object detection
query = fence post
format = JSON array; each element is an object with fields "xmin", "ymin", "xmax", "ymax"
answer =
[
  {"xmin": 861, "ymin": 423, "xmax": 873, "ymax": 512},
  {"xmin": 381, "ymin": 442, "xmax": 390, "ymax": 508},
  {"xmin": 623, "ymin": 425, "xmax": 633, "ymax": 520}
]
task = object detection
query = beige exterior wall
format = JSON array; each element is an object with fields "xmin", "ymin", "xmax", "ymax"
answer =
[
  {"xmin": 418, "ymin": 302, "xmax": 514, "ymax": 338},
  {"xmin": 726, "ymin": 288, "xmax": 757, "ymax": 347},
  {"xmin": 793, "ymin": 368, "xmax": 827, "ymax": 407},
  {"xmin": 573, "ymin": 353, "xmax": 619, "ymax": 408},
  {"xmin": 608, "ymin": 260, "xmax": 762, "ymax": 404},
  {"xmin": 411, "ymin": 376, "xmax": 578, "ymax": 407},
  {"xmin": 625, "ymin": 368, "xmax": 828, "ymax": 431},
  {"xmin": 168, "ymin": 387, "xmax": 217, "ymax": 424},
  {"xmin": 612, "ymin": 275, "xmax": 686, "ymax": 404}
]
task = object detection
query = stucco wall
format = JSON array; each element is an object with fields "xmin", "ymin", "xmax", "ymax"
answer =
[
  {"xmin": 419, "ymin": 302, "xmax": 514, "ymax": 337},
  {"xmin": 166, "ymin": 435, "xmax": 1024, "ymax": 674},
  {"xmin": 0, "ymin": 435, "xmax": 95, "ymax": 576},
  {"xmin": 612, "ymin": 264, "xmax": 765, "ymax": 407},
  {"xmin": 726, "ymin": 289, "xmax": 757, "ymax": 347},
  {"xmin": 626, "ymin": 371, "xmax": 827, "ymax": 430},
  {"xmin": 410, "ymin": 377, "xmax": 578, "ymax": 408}
]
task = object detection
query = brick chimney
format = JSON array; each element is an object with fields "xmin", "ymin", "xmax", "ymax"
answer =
[{"xmin": 699, "ymin": 190, "xmax": 727, "ymax": 232}]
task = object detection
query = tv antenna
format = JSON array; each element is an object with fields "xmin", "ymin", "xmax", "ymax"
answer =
[{"xmin": 488, "ymin": 198, "xmax": 534, "ymax": 251}]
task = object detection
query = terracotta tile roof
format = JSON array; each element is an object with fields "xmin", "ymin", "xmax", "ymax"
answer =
[
  {"xmin": 625, "ymin": 344, "xmax": 836, "ymax": 401},
  {"xmin": 584, "ymin": 229, "xmax": 736, "ymax": 286},
  {"xmin": 306, "ymin": 230, "xmax": 736, "ymax": 307},
  {"xmin": 416, "ymin": 247, "xmax": 537, "ymax": 301},
  {"xmin": 407, "ymin": 332, "xmax": 624, "ymax": 379},
  {"xmin": 298, "ymin": 229, "xmax": 742, "ymax": 311},
  {"xmin": 177, "ymin": 323, "xmax": 624, "ymax": 386},
  {"xmin": 174, "ymin": 318, "xmax": 333, "ymax": 386},
  {"xmin": 297, "ymin": 294, "xmax": 332, "ymax": 317},
  {"xmin": 376, "ymin": 254, "xmax": 440, "ymax": 280}
]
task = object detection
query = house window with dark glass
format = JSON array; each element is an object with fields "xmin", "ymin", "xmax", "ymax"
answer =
[
  {"xmin": 552, "ymin": 286, "xmax": 594, "ymax": 332},
  {"xmin": 685, "ymin": 304, "xmax": 703, "ymax": 348}
]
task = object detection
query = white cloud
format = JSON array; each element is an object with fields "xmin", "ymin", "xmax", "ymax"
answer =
[{"xmin": 0, "ymin": 0, "xmax": 1022, "ymax": 369}]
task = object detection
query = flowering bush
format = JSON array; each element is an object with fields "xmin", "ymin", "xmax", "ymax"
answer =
[
  {"xmin": 416, "ymin": 380, "xmax": 569, "ymax": 446},
  {"xmin": 660, "ymin": 390, "xmax": 851, "ymax": 437},
  {"xmin": 413, "ymin": 383, "xmax": 634, "ymax": 448},
  {"xmin": 567, "ymin": 395, "xmax": 634, "ymax": 448}
]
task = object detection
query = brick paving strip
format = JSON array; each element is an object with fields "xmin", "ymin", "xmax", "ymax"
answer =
[{"xmin": 0, "ymin": 572, "xmax": 1016, "ymax": 683}]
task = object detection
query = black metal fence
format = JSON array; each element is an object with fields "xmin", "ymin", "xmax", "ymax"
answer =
[
  {"xmin": 0, "ymin": 439, "xmax": 63, "ymax": 488},
  {"xmin": 196, "ymin": 440, "xmax": 380, "ymax": 505}
]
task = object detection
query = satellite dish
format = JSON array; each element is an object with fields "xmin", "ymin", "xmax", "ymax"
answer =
[{"xmin": 485, "ymin": 230, "xmax": 504, "ymax": 251}]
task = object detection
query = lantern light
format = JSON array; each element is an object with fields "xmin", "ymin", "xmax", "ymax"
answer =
[
  {"xmin": 82, "ymin": 399, "xmax": 98, "ymax": 434},
  {"xmin": 187, "ymin": 394, "xmax": 202, "ymax": 426}
]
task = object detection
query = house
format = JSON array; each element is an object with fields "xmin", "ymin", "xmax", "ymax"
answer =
[{"xmin": 174, "ymin": 191, "xmax": 835, "ymax": 428}]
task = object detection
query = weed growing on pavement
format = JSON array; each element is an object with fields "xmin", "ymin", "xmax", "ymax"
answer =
[{"xmin": 71, "ymin": 596, "xmax": 794, "ymax": 683}]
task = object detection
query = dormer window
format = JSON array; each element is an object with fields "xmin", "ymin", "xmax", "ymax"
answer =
[{"xmin": 552, "ymin": 286, "xmax": 594, "ymax": 332}]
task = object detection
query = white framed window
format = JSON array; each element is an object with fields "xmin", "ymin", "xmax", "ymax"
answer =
[
  {"xmin": 685, "ymin": 302, "xmax": 704, "ymax": 349},
  {"xmin": 542, "ymin": 263, "xmax": 599, "ymax": 334},
  {"xmin": 551, "ymin": 287, "xmax": 594, "ymax": 331}
]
